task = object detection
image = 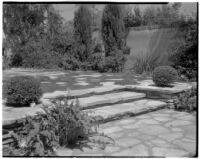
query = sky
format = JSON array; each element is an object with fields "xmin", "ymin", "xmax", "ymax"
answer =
[{"xmin": 53, "ymin": 3, "xmax": 197, "ymax": 22}]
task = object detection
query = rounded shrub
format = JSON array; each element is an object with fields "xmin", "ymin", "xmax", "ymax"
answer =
[
  {"xmin": 6, "ymin": 76, "xmax": 42, "ymax": 106},
  {"xmin": 152, "ymin": 66, "xmax": 178, "ymax": 87}
]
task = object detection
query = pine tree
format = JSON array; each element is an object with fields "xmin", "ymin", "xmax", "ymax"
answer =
[
  {"xmin": 73, "ymin": 5, "xmax": 92, "ymax": 62},
  {"xmin": 101, "ymin": 4, "xmax": 126, "ymax": 56}
]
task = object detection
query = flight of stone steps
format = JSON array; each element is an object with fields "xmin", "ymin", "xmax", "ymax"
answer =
[{"xmin": 3, "ymin": 82, "xmax": 194, "ymax": 154}]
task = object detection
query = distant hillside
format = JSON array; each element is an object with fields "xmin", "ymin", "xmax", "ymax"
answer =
[{"xmin": 126, "ymin": 28, "xmax": 183, "ymax": 66}]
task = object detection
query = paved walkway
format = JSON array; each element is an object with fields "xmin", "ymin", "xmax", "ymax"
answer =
[{"xmin": 57, "ymin": 109, "xmax": 196, "ymax": 157}]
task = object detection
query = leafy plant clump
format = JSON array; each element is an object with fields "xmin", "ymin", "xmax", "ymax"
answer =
[
  {"xmin": 4, "ymin": 97, "xmax": 113, "ymax": 156},
  {"xmin": 152, "ymin": 66, "xmax": 178, "ymax": 87},
  {"xmin": 174, "ymin": 87, "xmax": 197, "ymax": 112},
  {"xmin": 6, "ymin": 76, "xmax": 42, "ymax": 106}
]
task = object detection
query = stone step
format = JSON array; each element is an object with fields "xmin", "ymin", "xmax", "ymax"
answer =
[
  {"xmin": 85, "ymin": 99, "xmax": 167, "ymax": 123},
  {"xmin": 71, "ymin": 91, "xmax": 146, "ymax": 109},
  {"xmin": 42, "ymin": 81, "xmax": 194, "ymax": 100}
]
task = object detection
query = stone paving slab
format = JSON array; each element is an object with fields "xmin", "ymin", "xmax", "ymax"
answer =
[
  {"xmin": 71, "ymin": 91, "xmax": 146, "ymax": 109},
  {"xmin": 57, "ymin": 109, "xmax": 196, "ymax": 157},
  {"xmin": 42, "ymin": 85, "xmax": 125, "ymax": 99},
  {"xmin": 42, "ymin": 81, "xmax": 194, "ymax": 100},
  {"xmin": 85, "ymin": 99, "xmax": 166, "ymax": 122},
  {"xmin": 125, "ymin": 80, "xmax": 193, "ymax": 94},
  {"xmin": 3, "ymin": 104, "xmax": 44, "ymax": 126}
]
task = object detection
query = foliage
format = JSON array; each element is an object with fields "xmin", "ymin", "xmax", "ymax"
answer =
[
  {"xmin": 101, "ymin": 4, "xmax": 126, "ymax": 56},
  {"xmin": 127, "ymin": 52, "xmax": 160, "ymax": 74},
  {"xmin": 6, "ymin": 76, "xmax": 42, "ymax": 106},
  {"xmin": 3, "ymin": 4, "xmax": 49, "ymax": 67},
  {"xmin": 174, "ymin": 87, "xmax": 197, "ymax": 112},
  {"xmin": 89, "ymin": 43, "xmax": 104, "ymax": 71},
  {"xmin": 123, "ymin": 6, "xmax": 142, "ymax": 28},
  {"xmin": 98, "ymin": 49, "xmax": 126, "ymax": 72},
  {"xmin": 74, "ymin": 5, "xmax": 93, "ymax": 62},
  {"xmin": 4, "ymin": 97, "xmax": 113, "ymax": 156},
  {"xmin": 152, "ymin": 66, "xmax": 178, "ymax": 87},
  {"xmin": 170, "ymin": 17, "xmax": 197, "ymax": 80}
]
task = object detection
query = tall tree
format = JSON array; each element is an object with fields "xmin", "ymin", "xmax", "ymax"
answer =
[
  {"xmin": 73, "ymin": 5, "xmax": 92, "ymax": 62},
  {"xmin": 133, "ymin": 6, "xmax": 142, "ymax": 26},
  {"xmin": 101, "ymin": 4, "xmax": 126, "ymax": 56}
]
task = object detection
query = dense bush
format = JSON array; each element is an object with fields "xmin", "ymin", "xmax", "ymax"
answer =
[
  {"xmin": 174, "ymin": 87, "xmax": 197, "ymax": 112},
  {"xmin": 170, "ymin": 18, "xmax": 197, "ymax": 81},
  {"xmin": 98, "ymin": 49, "xmax": 126, "ymax": 73},
  {"xmin": 6, "ymin": 76, "xmax": 42, "ymax": 106},
  {"xmin": 4, "ymin": 97, "xmax": 113, "ymax": 156},
  {"xmin": 152, "ymin": 66, "xmax": 178, "ymax": 87}
]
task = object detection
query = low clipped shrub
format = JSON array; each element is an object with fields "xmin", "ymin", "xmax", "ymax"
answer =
[
  {"xmin": 6, "ymin": 76, "xmax": 42, "ymax": 106},
  {"xmin": 174, "ymin": 87, "xmax": 197, "ymax": 112},
  {"xmin": 152, "ymin": 66, "xmax": 178, "ymax": 87},
  {"xmin": 4, "ymin": 97, "xmax": 113, "ymax": 156}
]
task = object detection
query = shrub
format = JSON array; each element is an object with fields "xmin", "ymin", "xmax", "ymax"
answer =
[
  {"xmin": 174, "ymin": 87, "xmax": 197, "ymax": 112},
  {"xmin": 98, "ymin": 49, "xmax": 126, "ymax": 73},
  {"xmin": 152, "ymin": 66, "xmax": 178, "ymax": 87},
  {"xmin": 5, "ymin": 97, "xmax": 113, "ymax": 156},
  {"xmin": 170, "ymin": 19, "xmax": 197, "ymax": 81},
  {"xmin": 6, "ymin": 76, "xmax": 42, "ymax": 106}
]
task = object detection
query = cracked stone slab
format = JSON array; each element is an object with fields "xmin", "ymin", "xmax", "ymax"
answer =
[
  {"xmin": 86, "ymin": 99, "xmax": 166, "ymax": 122},
  {"xmin": 74, "ymin": 91, "xmax": 145, "ymax": 109}
]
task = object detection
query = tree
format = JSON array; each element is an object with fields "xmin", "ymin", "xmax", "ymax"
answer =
[
  {"xmin": 3, "ymin": 4, "xmax": 49, "ymax": 66},
  {"xmin": 73, "ymin": 5, "xmax": 92, "ymax": 62},
  {"xmin": 143, "ymin": 7, "xmax": 156, "ymax": 26},
  {"xmin": 170, "ymin": 16, "xmax": 197, "ymax": 80},
  {"xmin": 133, "ymin": 6, "xmax": 142, "ymax": 26},
  {"xmin": 101, "ymin": 4, "xmax": 126, "ymax": 56}
]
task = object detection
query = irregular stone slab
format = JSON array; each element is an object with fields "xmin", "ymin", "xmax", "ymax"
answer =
[
  {"xmin": 105, "ymin": 145, "xmax": 120, "ymax": 153},
  {"xmin": 73, "ymin": 74, "xmax": 102, "ymax": 78},
  {"xmin": 3, "ymin": 105, "xmax": 44, "ymax": 126},
  {"xmin": 75, "ymin": 92, "xmax": 146, "ymax": 109},
  {"xmin": 152, "ymin": 147, "xmax": 186, "ymax": 157},
  {"xmin": 56, "ymin": 82, "xmax": 67, "ymax": 85},
  {"xmin": 74, "ymin": 82, "xmax": 89, "ymax": 86},
  {"xmin": 137, "ymin": 125, "xmax": 170, "ymax": 135},
  {"xmin": 42, "ymin": 85, "xmax": 125, "ymax": 99},
  {"xmin": 85, "ymin": 99, "xmax": 166, "ymax": 121},
  {"xmin": 101, "ymin": 126, "xmax": 122, "ymax": 134},
  {"xmin": 165, "ymin": 120, "xmax": 192, "ymax": 127},
  {"xmin": 41, "ymin": 81, "xmax": 51, "ymax": 84},
  {"xmin": 159, "ymin": 132, "xmax": 183, "ymax": 142},
  {"xmin": 100, "ymin": 82, "xmax": 115, "ymax": 86},
  {"xmin": 57, "ymin": 148, "xmax": 73, "ymax": 156},
  {"xmin": 173, "ymin": 140, "xmax": 197, "ymax": 152},
  {"xmin": 153, "ymin": 116, "xmax": 172, "ymax": 122},
  {"xmin": 125, "ymin": 80, "xmax": 193, "ymax": 95},
  {"xmin": 116, "ymin": 138, "xmax": 140, "ymax": 147},
  {"xmin": 111, "ymin": 144, "xmax": 149, "ymax": 156},
  {"xmin": 106, "ymin": 79, "xmax": 123, "ymax": 81}
]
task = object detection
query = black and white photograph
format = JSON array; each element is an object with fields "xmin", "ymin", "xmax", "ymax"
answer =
[{"xmin": 2, "ymin": 1, "xmax": 198, "ymax": 157}]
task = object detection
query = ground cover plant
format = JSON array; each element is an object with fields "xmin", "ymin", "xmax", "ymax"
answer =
[
  {"xmin": 174, "ymin": 87, "xmax": 197, "ymax": 112},
  {"xmin": 3, "ymin": 97, "xmax": 114, "ymax": 156},
  {"xmin": 6, "ymin": 76, "xmax": 42, "ymax": 106},
  {"xmin": 152, "ymin": 66, "xmax": 178, "ymax": 87}
]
